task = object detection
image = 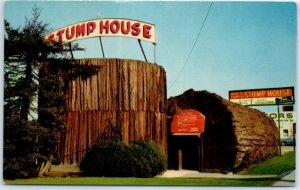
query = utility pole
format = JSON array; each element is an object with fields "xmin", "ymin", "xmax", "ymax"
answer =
[{"xmin": 276, "ymin": 99, "xmax": 281, "ymax": 156}]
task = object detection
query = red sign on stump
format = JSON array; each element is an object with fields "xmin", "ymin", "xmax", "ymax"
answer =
[{"xmin": 171, "ymin": 109, "xmax": 205, "ymax": 134}]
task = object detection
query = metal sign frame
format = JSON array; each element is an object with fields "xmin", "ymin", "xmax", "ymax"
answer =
[{"xmin": 45, "ymin": 18, "xmax": 157, "ymax": 62}]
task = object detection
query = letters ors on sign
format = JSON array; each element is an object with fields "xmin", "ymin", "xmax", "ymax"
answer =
[
  {"xmin": 229, "ymin": 87, "xmax": 294, "ymax": 106},
  {"xmin": 45, "ymin": 18, "xmax": 156, "ymax": 44},
  {"xmin": 171, "ymin": 109, "xmax": 205, "ymax": 135},
  {"xmin": 267, "ymin": 112, "xmax": 296, "ymax": 124}
]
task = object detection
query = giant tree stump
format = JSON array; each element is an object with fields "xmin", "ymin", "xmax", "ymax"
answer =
[
  {"xmin": 167, "ymin": 89, "xmax": 279, "ymax": 172},
  {"xmin": 59, "ymin": 58, "xmax": 167, "ymax": 164}
]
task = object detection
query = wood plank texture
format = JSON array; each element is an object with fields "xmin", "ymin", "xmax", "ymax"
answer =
[{"xmin": 60, "ymin": 58, "xmax": 167, "ymax": 164}]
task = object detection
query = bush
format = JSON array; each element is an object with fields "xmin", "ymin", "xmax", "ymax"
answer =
[
  {"xmin": 80, "ymin": 139, "xmax": 167, "ymax": 177},
  {"xmin": 51, "ymin": 152, "xmax": 62, "ymax": 165},
  {"xmin": 80, "ymin": 140, "xmax": 134, "ymax": 177},
  {"xmin": 131, "ymin": 140, "xmax": 167, "ymax": 177},
  {"xmin": 3, "ymin": 154, "xmax": 46, "ymax": 179},
  {"xmin": 102, "ymin": 140, "xmax": 135, "ymax": 177},
  {"xmin": 3, "ymin": 159, "xmax": 20, "ymax": 180},
  {"xmin": 235, "ymin": 147, "xmax": 278, "ymax": 172}
]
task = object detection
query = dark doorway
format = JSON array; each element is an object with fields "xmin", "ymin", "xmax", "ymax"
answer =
[{"xmin": 168, "ymin": 135, "xmax": 201, "ymax": 171}]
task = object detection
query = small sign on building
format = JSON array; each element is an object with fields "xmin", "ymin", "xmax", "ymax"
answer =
[{"xmin": 171, "ymin": 109, "xmax": 205, "ymax": 135}]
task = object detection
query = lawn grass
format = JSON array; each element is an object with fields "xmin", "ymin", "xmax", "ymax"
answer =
[
  {"xmin": 243, "ymin": 151, "xmax": 295, "ymax": 175},
  {"xmin": 4, "ymin": 177, "xmax": 275, "ymax": 186}
]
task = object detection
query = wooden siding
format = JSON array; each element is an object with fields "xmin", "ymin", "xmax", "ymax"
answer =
[{"xmin": 59, "ymin": 58, "xmax": 167, "ymax": 164}]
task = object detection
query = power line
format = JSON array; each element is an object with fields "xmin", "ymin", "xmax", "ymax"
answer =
[{"xmin": 168, "ymin": 2, "xmax": 213, "ymax": 90}]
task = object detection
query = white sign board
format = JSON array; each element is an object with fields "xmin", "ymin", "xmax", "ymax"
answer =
[{"xmin": 45, "ymin": 18, "xmax": 156, "ymax": 44}]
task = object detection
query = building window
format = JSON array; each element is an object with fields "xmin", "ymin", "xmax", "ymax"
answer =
[{"xmin": 283, "ymin": 129, "xmax": 289, "ymax": 137}]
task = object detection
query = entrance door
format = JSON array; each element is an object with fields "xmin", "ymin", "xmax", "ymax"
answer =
[
  {"xmin": 168, "ymin": 109, "xmax": 205, "ymax": 171},
  {"xmin": 168, "ymin": 135, "xmax": 202, "ymax": 171}
]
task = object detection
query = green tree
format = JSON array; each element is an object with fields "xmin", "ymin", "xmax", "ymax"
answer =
[
  {"xmin": 4, "ymin": 7, "xmax": 73, "ymax": 179},
  {"xmin": 4, "ymin": 7, "xmax": 98, "ymax": 179}
]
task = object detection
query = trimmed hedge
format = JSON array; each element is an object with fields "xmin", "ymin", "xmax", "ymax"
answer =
[{"xmin": 80, "ymin": 140, "xmax": 167, "ymax": 177}]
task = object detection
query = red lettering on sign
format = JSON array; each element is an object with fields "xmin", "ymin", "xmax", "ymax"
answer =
[
  {"xmin": 47, "ymin": 33, "xmax": 55, "ymax": 44},
  {"xmin": 121, "ymin": 21, "xmax": 130, "ymax": 34},
  {"xmin": 45, "ymin": 19, "xmax": 156, "ymax": 44},
  {"xmin": 56, "ymin": 29, "xmax": 65, "ymax": 43},
  {"xmin": 100, "ymin": 20, "xmax": 109, "ymax": 34},
  {"xmin": 76, "ymin": 23, "xmax": 85, "ymax": 37},
  {"xmin": 131, "ymin": 22, "xmax": 141, "ymax": 36},
  {"xmin": 143, "ymin": 24, "xmax": 151, "ymax": 39},
  {"xmin": 87, "ymin": 22, "xmax": 96, "ymax": 35},
  {"xmin": 66, "ymin": 26, "xmax": 75, "ymax": 40},
  {"xmin": 110, "ymin": 20, "xmax": 120, "ymax": 34},
  {"xmin": 171, "ymin": 109, "xmax": 205, "ymax": 134}
]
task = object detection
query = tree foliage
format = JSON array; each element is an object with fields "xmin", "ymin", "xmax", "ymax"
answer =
[
  {"xmin": 3, "ymin": 6, "xmax": 92, "ymax": 179},
  {"xmin": 4, "ymin": 5, "xmax": 100, "ymax": 179}
]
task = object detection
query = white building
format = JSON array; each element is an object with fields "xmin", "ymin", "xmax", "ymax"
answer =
[{"xmin": 267, "ymin": 112, "xmax": 296, "ymax": 139}]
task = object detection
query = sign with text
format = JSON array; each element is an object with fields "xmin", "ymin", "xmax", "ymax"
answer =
[
  {"xmin": 267, "ymin": 112, "xmax": 296, "ymax": 124},
  {"xmin": 171, "ymin": 109, "xmax": 205, "ymax": 134},
  {"xmin": 45, "ymin": 18, "xmax": 156, "ymax": 44},
  {"xmin": 229, "ymin": 87, "xmax": 294, "ymax": 106},
  {"xmin": 267, "ymin": 112, "xmax": 296, "ymax": 138},
  {"xmin": 276, "ymin": 96, "xmax": 294, "ymax": 104}
]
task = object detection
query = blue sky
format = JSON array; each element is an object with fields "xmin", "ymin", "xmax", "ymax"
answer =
[{"xmin": 4, "ymin": 1, "xmax": 297, "ymax": 113}]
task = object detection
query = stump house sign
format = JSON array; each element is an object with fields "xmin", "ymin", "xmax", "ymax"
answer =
[
  {"xmin": 45, "ymin": 18, "xmax": 156, "ymax": 44},
  {"xmin": 171, "ymin": 109, "xmax": 205, "ymax": 135},
  {"xmin": 229, "ymin": 87, "xmax": 294, "ymax": 106}
]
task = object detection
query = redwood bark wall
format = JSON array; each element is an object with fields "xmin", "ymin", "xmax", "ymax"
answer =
[
  {"xmin": 167, "ymin": 89, "xmax": 279, "ymax": 172},
  {"xmin": 60, "ymin": 58, "xmax": 167, "ymax": 164},
  {"xmin": 225, "ymin": 101, "xmax": 279, "ymax": 170}
]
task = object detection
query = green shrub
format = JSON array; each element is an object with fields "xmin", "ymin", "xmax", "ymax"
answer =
[
  {"xmin": 80, "ymin": 140, "xmax": 134, "ymax": 177},
  {"xmin": 235, "ymin": 146, "xmax": 278, "ymax": 172},
  {"xmin": 3, "ymin": 159, "xmax": 20, "ymax": 180},
  {"xmin": 101, "ymin": 140, "xmax": 134, "ymax": 177},
  {"xmin": 80, "ymin": 144, "xmax": 104, "ymax": 176},
  {"xmin": 131, "ymin": 140, "xmax": 167, "ymax": 177},
  {"xmin": 51, "ymin": 152, "xmax": 62, "ymax": 165},
  {"xmin": 80, "ymin": 139, "xmax": 167, "ymax": 178},
  {"xmin": 3, "ymin": 154, "xmax": 46, "ymax": 179}
]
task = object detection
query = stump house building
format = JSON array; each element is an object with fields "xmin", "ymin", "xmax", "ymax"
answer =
[{"xmin": 40, "ymin": 18, "xmax": 280, "ymax": 173}]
